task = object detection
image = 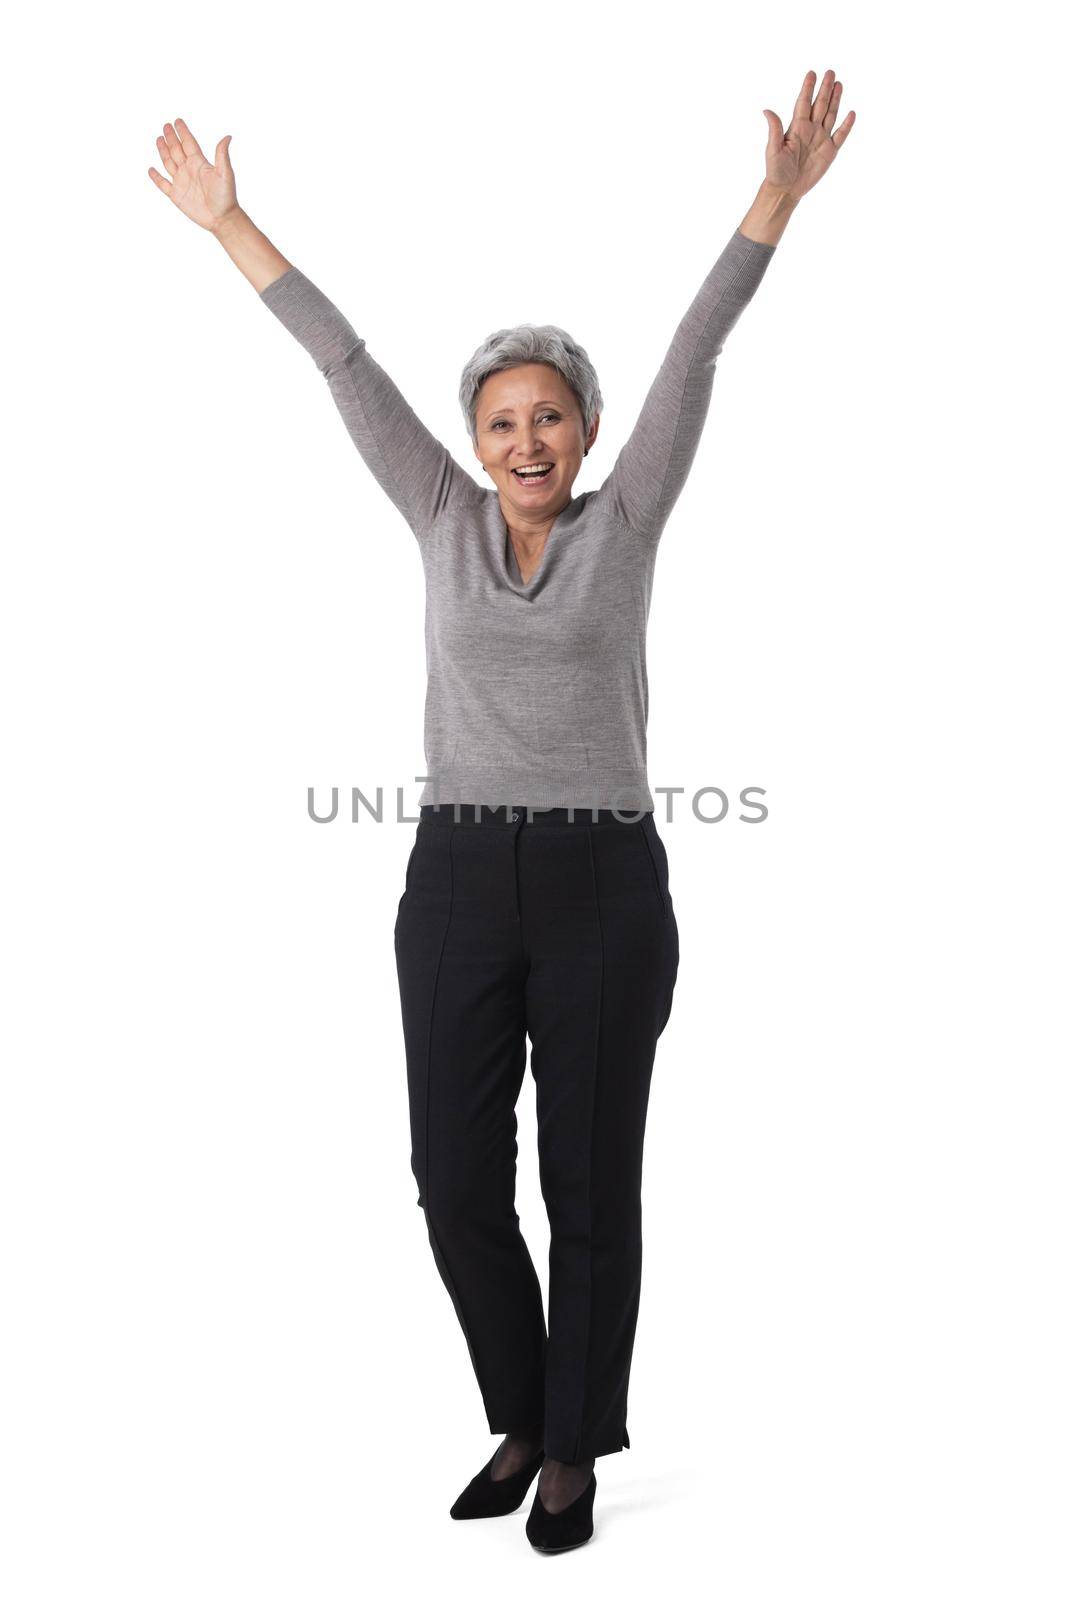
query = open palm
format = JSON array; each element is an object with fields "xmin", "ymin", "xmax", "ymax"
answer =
[
  {"xmin": 147, "ymin": 118, "xmax": 237, "ymax": 231},
  {"xmin": 763, "ymin": 70, "xmax": 855, "ymax": 201}
]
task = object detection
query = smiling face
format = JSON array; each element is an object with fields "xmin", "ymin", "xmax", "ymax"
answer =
[{"xmin": 472, "ymin": 362, "xmax": 599, "ymax": 529}]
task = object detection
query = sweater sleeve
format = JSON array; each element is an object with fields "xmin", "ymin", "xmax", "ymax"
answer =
[
  {"xmin": 599, "ymin": 228, "xmax": 777, "ymax": 544},
  {"xmin": 258, "ymin": 266, "xmax": 480, "ymax": 541}
]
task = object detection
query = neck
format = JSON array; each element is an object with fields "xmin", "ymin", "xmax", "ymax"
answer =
[{"xmin": 502, "ymin": 496, "xmax": 573, "ymax": 543}]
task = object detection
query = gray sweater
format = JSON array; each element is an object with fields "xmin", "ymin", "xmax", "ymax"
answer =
[{"xmin": 259, "ymin": 227, "xmax": 776, "ymax": 812}]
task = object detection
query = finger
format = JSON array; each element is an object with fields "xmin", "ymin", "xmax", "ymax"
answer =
[
  {"xmin": 147, "ymin": 166, "xmax": 174, "ymax": 197},
  {"xmin": 831, "ymin": 109, "xmax": 856, "ymax": 151},
  {"xmin": 792, "ymin": 69, "xmax": 817, "ymax": 124},
  {"xmin": 823, "ymin": 80, "xmax": 843, "ymax": 133},
  {"xmin": 215, "ymin": 133, "xmax": 233, "ymax": 176},
  {"xmin": 162, "ymin": 122, "xmax": 185, "ymax": 168},
  {"xmin": 811, "ymin": 69, "xmax": 835, "ymax": 125},
  {"xmin": 174, "ymin": 117, "xmax": 205, "ymax": 161},
  {"xmin": 156, "ymin": 134, "xmax": 178, "ymax": 177},
  {"xmin": 762, "ymin": 108, "xmax": 785, "ymax": 156}
]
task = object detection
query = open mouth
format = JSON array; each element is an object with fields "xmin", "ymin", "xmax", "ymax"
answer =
[{"xmin": 512, "ymin": 463, "xmax": 555, "ymax": 488}]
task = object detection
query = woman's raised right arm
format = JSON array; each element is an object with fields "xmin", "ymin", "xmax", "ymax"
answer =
[{"xmin": 149, "ymin": 118, "xmax": 479, "ymax": 541}]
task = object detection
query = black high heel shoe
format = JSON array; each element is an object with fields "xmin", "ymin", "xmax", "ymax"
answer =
[
  {"xmin": 525, "ymin": 1469, "xmax": 597, "ymax": 1552},
  {"xmin": 449, "ymin": 1443, "xmax": 546, "ymax": 1520}
]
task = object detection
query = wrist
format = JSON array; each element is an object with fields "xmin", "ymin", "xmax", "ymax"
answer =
[
  {"xmin": 211, "ymin": 205, "xmax": 251, "ymax": 242},
  {"xmin": 739, "ymin": 181, "xmax": 800, "ymax": 247},
  {"xmin": 756, "ymin": 179, "xmax": 802, "ymax": 219}
]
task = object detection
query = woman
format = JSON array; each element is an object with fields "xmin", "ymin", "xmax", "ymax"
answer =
[{"xmin": 149, "ymin": 67, "xmax": 854, "ymax": 1553}]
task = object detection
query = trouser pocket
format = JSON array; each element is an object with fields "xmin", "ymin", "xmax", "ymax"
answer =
[
  {"xmin": 396, "ymin": 832, "xmax": 420, "ymax": 923},
  {"xmin": 637, "ymin": 813, "xmax": 670, "ymax": 914}
]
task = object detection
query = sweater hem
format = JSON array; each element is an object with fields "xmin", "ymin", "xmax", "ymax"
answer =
[{"xmin": 417, "ymin": 767, "xmax": 654, "ymax": 813}]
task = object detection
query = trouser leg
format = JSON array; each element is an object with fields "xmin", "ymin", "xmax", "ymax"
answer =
[
  {"xmin": 521, "ymin": 817, "xmax": 680, "ymax": 1463},
  {"xmin": 394, "ymin": 822, "xmax": 547, "ymax": 1433}
]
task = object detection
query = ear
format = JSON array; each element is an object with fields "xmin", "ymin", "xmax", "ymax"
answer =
[{"xmin": 585, "ymin": 411, "xmax": 601, "ymax": 453}]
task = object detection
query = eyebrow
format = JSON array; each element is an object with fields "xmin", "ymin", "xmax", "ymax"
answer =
[{"xmin": 485, "ymin": 401, "xmax": 565, "ymax": 421}]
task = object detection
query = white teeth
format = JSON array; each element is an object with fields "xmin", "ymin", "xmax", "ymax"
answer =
[{"xmin": 515, "ymin": 464, "xmax": 552, "ymax": 476}]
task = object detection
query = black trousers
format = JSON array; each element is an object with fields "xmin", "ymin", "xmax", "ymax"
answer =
[{"xmin": 393, "ymin": 803, "xmax": 680, "ymax": 1463}]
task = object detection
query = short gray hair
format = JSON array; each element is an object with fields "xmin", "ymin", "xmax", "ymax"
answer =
[{"xmin": 458, "ymin": 322, "xmax": 604, "ymax": 448}]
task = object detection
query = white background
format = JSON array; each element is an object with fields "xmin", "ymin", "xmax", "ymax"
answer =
[{"xmin": 3, "ymin": 2, "xmax": 1064, "ymax": 1595}]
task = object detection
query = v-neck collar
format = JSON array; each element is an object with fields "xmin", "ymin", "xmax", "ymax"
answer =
[{"xmin": 490, "ymin": 490, "xmax": 586, "ymax": 598}]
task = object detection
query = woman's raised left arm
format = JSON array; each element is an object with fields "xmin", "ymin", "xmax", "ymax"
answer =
[{"xmin": 600, "ymin": 68, "xmax": 855, "ymax": 544}]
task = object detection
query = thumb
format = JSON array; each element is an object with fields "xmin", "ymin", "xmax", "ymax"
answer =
[
  {"xmin": 215, "ymin": 133, "xmax": 233, "ymax": 173},
  {"xmin": 762, "ymin": 109, "xmax": 785, "ymax": 153}
]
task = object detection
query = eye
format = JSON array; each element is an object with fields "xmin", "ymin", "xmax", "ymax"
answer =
[{"xmin": 489, "ymin": 412, "xmax": 561, "ymax": 432}]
